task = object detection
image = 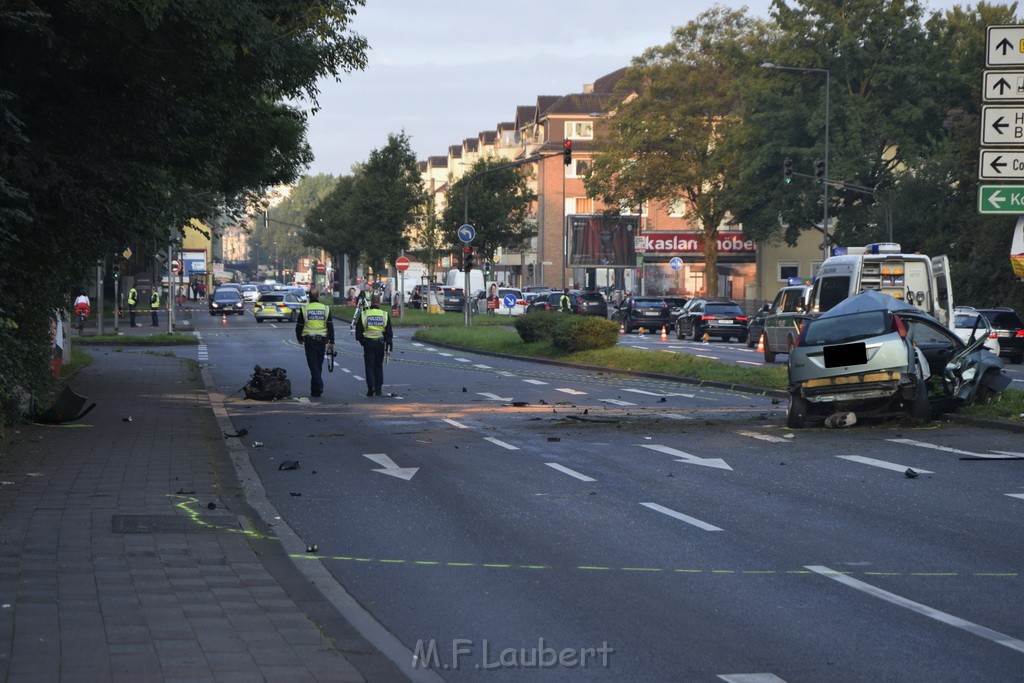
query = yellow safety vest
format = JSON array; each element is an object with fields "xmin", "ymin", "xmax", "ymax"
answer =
[
  {"xmin": 127, "ymin": 288, "xmax": 138, "ymax": 305},
  {"xmin": 302, "ymin": 302, "xmax": 329, "ymax": 337},
  {"xmin": 150, "ymin": 291, "xmax": 160, "ymax": 308},
  {"xmin": 361, "ymin": 307, "xmax": 388, "ymax": 339}
]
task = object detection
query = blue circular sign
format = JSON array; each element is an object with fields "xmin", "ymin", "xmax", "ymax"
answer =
[
  {"xmin": 503, "ymin": 294, "xmax": 517, "ymax": 309},
  {"xmin": 458, "ymin": 224, "xmax": 476, "ymax": 243},
  {"xmin": 669, "ymin": 257, "xmax": 683, "ymax": 271}
]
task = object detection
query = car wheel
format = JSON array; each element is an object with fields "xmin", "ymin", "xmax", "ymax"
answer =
[
  {"xmin": 746, "ymin": 333, "xmax": 755, "ymax": 348},
  {"xmin": 786, "ymin": 393, "xmax": 809, "ymax": 428},
  {"xmin": 692, "ymin": 324, "xmax": 702, "ymax": 341},
  {"xmin": 975, "ymin": 368, "xmax": 1004, "ymax": 405},
  {"xmin": 909, "ymin": 377, "xmax": 932, "ymax": 421},
  {"xmin": 676, "ymin": 321, "xmax": 684, "ymax": 340},
  {"xmin": 763, "ymin": 336, "xmax": 777, "ymax": 363},
  {"xmin": 722, "ymin": 336, "xmax": 731, "ymax": 343},
  {"xmin": 786, "ymin": 335, "xmax": 796, "ymax": 355},
  {"xmin": 256, "ymin": 317, "xmax": 263, "ymax": 323}
]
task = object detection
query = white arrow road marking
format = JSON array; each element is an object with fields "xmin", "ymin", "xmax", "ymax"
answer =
[
  {"xmin": 362, "ymin": 453, "xmax": 419, "ymax": 481},
  {"xmin": 478, "ymin": 392, "xmax": 513, "ymax": 401},
  {"xmin": 888, "ymin": 438, "xmax": 1023, "ymax": 459},
  {"xmin": 737, "ymin": 430, "xmax": 790, "ymax": 443},
  {"xmin": 1007, "ymin": 493, "xmax": 1024, "ymax": 501},
  {"xmin": 641, "ymin": 502, "xmax": 722, "ymax": 531},
  {"xmin": 556, "ymin": 388, "xmax": 587, "ymax": 395},
  {"xmin": 599, "ymin": 398, "xmax": 636, "ymax": 406},
  {"xmin": 443, "ymin": 418, "xmax": 468, "ymax": 429},
  {"xmin": 522, "ymin": 379, "xmax": 548, "ymax": 385},
  {"xmin": 484, "ymin": 437, "xmax": 519, "ymax": 450},
  {"xmin": 640, "ymin": 444, "xmax": 733, "ymax": 470},
  {"xmin": 837, "ymin": 455, "xmax": 934, "ymax": 474},
  {"xmin": 717, "ymin": 675, "xmax": 788, "ymax": 683},
  {"xmin": 545, "ymin": 463, "xmax": 596, "ymax": 482},
  {"xmin": 807, "ymin": 565, "xmax": 1024, "ymax": 655}
]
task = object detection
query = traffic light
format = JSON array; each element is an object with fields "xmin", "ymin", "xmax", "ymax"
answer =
[
  {"xmin": 112, "ymin": 263, "xmax": 120, "ymax": 281},
  {"xmin": 528, "ymin": 263, "xmax": 534, "ymax": 278},
  {"xmin": 463, "ymin": 247, "xmax": 475, "ymax": 272},
  {"xmin": 563, "ymin": 139, "xmax": 572, "ymax": 165},
  {"xmin": 814, "ymin": 159, "xmax": 825, "ymax": 184},
  {"xmin": 783, "ymin": 158, "xmax": 793, "ymax": 184}
]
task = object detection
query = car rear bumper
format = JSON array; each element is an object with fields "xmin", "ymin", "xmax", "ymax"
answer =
[{"xmin": 794, "ymin": 370, "xmax": 905, "ymax": 403}]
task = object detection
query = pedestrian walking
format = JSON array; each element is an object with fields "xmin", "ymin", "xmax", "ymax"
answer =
[
  {"xmin": 150, "ymin": 287, "xmax": 160, "ymax": 327},
  {"xmin": 127, "ymin": 285, "xmax": 139, "ymax": 326},
  {"xmin": 294, "ymin": 287, "xmax": 335, "ymax": 398},
  {"xmin": 354, "ymin": 292, "xmax": 393, "ymax": 397}
]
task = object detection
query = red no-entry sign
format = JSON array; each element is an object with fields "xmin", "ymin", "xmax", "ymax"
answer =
[{"xmin": 395, "ymin": 256, "xmax": 411, "ymax": 272}]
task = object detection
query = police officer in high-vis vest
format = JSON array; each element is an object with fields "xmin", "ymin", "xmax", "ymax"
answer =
[
  {"xmin": 150, "ymin": 287, "xmax": 161, "ymax": 327},
  {"xmin": 127, "ymin": 285, "xmax": 139, "ymax": 327},
  {"xmin": 294, "ymin": 287, "xmax": 335, "ymax": 398},
  {"xmin": 354, "ymin": 292, "xmax": 393, "ymax": 397}
]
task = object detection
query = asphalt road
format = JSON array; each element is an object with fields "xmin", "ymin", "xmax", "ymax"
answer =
[{"xmin": 196, "ymin": 312, "xmax": 1024, "ymax": 682}]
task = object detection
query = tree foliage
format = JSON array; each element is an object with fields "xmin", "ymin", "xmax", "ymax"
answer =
[
  {"xmin": 441, "ymin": 158, "xmax": 537, "ymax": 265},
  {"xmin": 0, "ymin": 0, "xmax": 367, "ymax": 428}
]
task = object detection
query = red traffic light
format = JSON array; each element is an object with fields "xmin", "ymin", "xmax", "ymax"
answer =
[{"xmin": 563, "ymin": 139, "xmax": 572, "ymax": 165}]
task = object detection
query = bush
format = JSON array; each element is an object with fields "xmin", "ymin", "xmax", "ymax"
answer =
[
  {"xmin": 514, "ymin": 312, "xmax": 560, "ymax": 343},
  {"xmin": 551, "ymin": 316, "xmax": 620, "ymax": 351}
]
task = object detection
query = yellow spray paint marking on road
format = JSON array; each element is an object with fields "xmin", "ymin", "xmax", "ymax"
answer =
[{"xmin": 287, "ymin": 553, "xmax": 1019, "ymax": 579}]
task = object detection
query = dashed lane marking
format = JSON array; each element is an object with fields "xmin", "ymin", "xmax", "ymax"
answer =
[
  {"xmin": 641, "ymin": 502, "xmax": 723, "ymax": 532},
  {"xmin": 545, "ymin": 463, "xmax": 596, "ymax": 482},
  {"xmin": 484, "ymin": 437, "xmax": 519, "ymax": 451},
  {"xmin": 555, "ymin": 388, "xmax": 587, "ymax": 395},
  {"xmin": 523, "ymin": 379, "xmax": 548, "ymax": 385},
  {"xmin": 718, "ymin": 675, "xmax": 788, "ymax": 683},
  {"xmin": 443, "ymin": 418, "xmax": 469, "ymax": 429},
  {"xmin": 599, "ymin": 399, "xmax": 636, "ymax": 406}
]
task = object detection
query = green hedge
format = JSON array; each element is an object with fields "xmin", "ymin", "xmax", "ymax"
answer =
[{"xmin": 514, "ymin": 313, "xmax": 618, "ymax": 351}]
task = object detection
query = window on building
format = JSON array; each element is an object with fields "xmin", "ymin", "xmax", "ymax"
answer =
[
  {"xmin": 566, "ymin": 159, "xmax": 590, "ymax": 178},
  {"xmin": 668, "ymin": 199, "xmax": 687, "ymax": 217},
  {"xmin": 620, "ymin": 201, "xmax": 648, "ymax": 216},
  {"xmin": 778, "ymin": 261, "xmax": 799, "ymax": 282},
  {"xmin": 564, "ymin": 121, "xmax": 594, "ymax": 139}
]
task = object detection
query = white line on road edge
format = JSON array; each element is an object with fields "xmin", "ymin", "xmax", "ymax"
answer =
[
  {"xmin": 806, "ymin": 565, "xmax": 1024, "ymax": 655},
  {"xmin": 737, "ymin": 430, "xmax": 790, "ymax": 443},
  {"xmin": 442, "ymin": 418, "xmax": 468, "ymax": 429},
  {"xmin": 837, "ymin": 455, "xmax": 934, "ymax": 474},
  {"xmin": 737, "ymin": 360, "xmax": 763, "ymax": 366},
  {"xmin": 717, "ymin": 674, "xmax": 788, "ymax": 683},
  {"xmin": 473, "ymin": 364, "xmax": 492, "ymax": 369},
  {"xmin": 455, "ymin": 358, "xmax": 471, "ymax": 363},
  {"xmin": 484, "ymin": 437, "xmax": 519, "ymax": 451},
  {"xmin": 545, "ymin": 463, "xmax": 596, "ymax": 482},
  {"xmin": 640, "ymin": 502, "xmax": 723, "ymax": 531}
]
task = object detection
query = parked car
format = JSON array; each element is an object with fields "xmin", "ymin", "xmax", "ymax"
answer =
[
  {"xmin": 674, "ymin": 298, "xmax": 749, "ymax": 342},
  {"xmin": 209, "ymin": 287, "xmax": 245, "ymax": 316},
  {"xmin": 240, "ymin": 284, "xmax": 260, "ymax": 303},
  {"xmin": 785, "ymin": 290, "xmax": 1009, "ymax": 427},
  {"xmin": 409, "ymin": 284, "xmax": 442, "ymax": 309},
  {"xmin": 574, "ymin": 290, "xmax": 609, "ymax": 317},
  {"xmin": 761, "ymin": 284, "xmax": 813, "ymax": 361},
  {"xmin": 611, "ymin": 296, "xmax": 672, "ymax": 332},
  {"xmin": 253, "ymin": 292, "xmax": 304, "ymax": 322},
  {"xmin": 952, "ymin": 306, "xmax": 1000, "ymax": 356},
  {"xmin": 525, "ymin": 291, "xmax": 582, "ymax": 314},
  {"xmin": 663, "ymin": 297, "xmax": 689, "ymax": 321},
  {"xmin": 475, "ymin": 287, "xmax": 527, "ymax": 316},
  {"xmin": 439, "ymin": 286, "xmax": 466, "ymax": 313},
  {"xmin": 976, "ymin": 307, "xmax": 1024, "ymax": 364},
  {"xmin": 285, "ymin": 286, "xmax": 309, "ymax": 304},
  {"xmin": 746, "ymin": 304, "xmax": 770, "ymax": 349}
]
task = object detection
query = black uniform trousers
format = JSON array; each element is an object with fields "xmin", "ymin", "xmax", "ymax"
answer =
[
  {"xmin": 303, "ymin": 335, "xmax": 328, "ymax": 397},
  {"xmin": 128, "ymin": 304, "xmax": 137, "ymax": 327},
  {"xmin": 361, "ymin": 338, "xmax": 387, "ymax": 394}
]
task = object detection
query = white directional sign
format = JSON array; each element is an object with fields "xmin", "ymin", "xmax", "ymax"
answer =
[
  {"xmin": 987, "ymin": 26, "xmax": 1024, "ymax": 67},
  {"xmin": 981, "ymin": 106, "xmax": 1024, "ymax": 145},
  {"xmin": 979, "ymin": 149, "xmax": 1024, "ymax": 179},
  {"xmin": 984, "ymin": 70, "xmax": 1024, "ymax": 101}
]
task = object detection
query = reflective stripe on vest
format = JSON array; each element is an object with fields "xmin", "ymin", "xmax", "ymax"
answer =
[
  {"xmin": 302, "ymin": 302, "xmax": 329, "ymax": 337},
  {"xmin": 361, "ymin": 307, "xmax": 388, "ymax": 339}
]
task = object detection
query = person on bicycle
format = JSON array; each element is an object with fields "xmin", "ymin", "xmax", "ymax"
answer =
[{"xmin": 73, "ymin": 290, "xmax": 91, "ymax": 332}]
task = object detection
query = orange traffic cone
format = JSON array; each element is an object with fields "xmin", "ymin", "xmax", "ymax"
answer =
[
  {"xmin": 638, "ymin": 326, "xmax": 645, "ymax": 337},
  {"xmin": 221, "ymin": 313, "xmax": 227, "ymax": 326},
  {"xmin": 619, "ymin": 321, "xmax": 625, "ymax": 335},
  {"xmin": 660, "ymin": 325, "xmax": 668, "ymax": 341},
  {"xmin": 756, "ymin": 333, "xmax": 765, "ymax": 352}
]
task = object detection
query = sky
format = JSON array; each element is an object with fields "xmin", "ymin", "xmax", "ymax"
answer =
[{"xmin": 301, "ymin": 0, "xmax": 963, "ymax": 177}]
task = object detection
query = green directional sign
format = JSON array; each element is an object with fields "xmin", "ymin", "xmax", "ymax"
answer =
[{"xmin": 978, "ymin": 184, "xmax": 1024, "ymax": 213}]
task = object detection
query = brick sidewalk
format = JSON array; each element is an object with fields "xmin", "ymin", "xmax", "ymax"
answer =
[{"xmin": 0, "ymin": 349, "xmax": 378, "ymax": 681}]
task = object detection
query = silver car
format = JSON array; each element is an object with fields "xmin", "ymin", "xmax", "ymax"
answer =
[{"xmin": 786, "ymin": 291, "xmax": 1009, "ymax": 427}]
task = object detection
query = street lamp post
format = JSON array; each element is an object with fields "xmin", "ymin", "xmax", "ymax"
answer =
[{"xmin": 762, "ymin": 62, "xmax": 831, "ymax": 261}]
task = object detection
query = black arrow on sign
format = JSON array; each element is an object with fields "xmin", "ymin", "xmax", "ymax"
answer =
[
  {"xmin": 990, "ymin": 155, "xmax": 1008, "ymax": 174},
  {"xmin": 994, "ymin": 77, "xmax": 1013, "ymax": 95},
  {"xmin": 998, "ymin": 37, "xmax": 1014, "ymax": 55},
  {"xmin": 993, "ymin": 116, "xmax": 1010, "ymax": 136}
]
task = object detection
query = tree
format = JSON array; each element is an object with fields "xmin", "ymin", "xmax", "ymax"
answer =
[
  {"xmin": 256, "ymin": 174, "xmax": 338, "ymax": 275},
  {"xmin": 304, "ymin": 173, "xmax": 362, "ymax": 284},
  {"xmin": 585, "ymin": 7, "xmax": 768, "ymax": 297},
  {"xmin": 0, "ymin": 0, "xmax": 368, "ymax": 429},
  {"xmin": 441, "ymin": 157, "xmax": 537, "ymax": 266},
  {"xmin": 343, "ymin": 132, "xmax": 427, "ymax": 275}
]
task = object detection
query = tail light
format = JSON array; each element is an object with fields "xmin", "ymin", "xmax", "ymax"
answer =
[
  {"xmin": 794, "ymin": 323, "xmax": 807, "ymax": 348},
  {"xmin": 735, "ymin": 315, "xmax": 749, "ymax": 322},
  {"xmin": 891, "ymin": 313, "xmax": 908, "ymax": 338},
  {"xmin": 1016, "ymin": 330, "xmax": 1024, "ymax": 338},
  {"xmin": 989, "ymin": 332, "xmax": 998, "ymax": 340},
  {"xmin": 701, "ymin": 315, "xmax": 715, "ymax": 321}
]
